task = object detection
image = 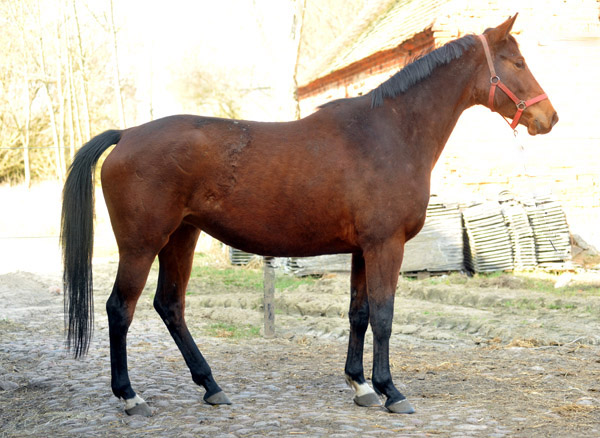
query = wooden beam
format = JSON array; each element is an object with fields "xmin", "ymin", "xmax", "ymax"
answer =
[{"xmin": 263, "ymin": 257, "xmax": 275, "ymax": 338}]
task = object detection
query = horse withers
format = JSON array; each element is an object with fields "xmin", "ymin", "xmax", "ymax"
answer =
[{"xmin": 61, "ymin": 14, "xmax": 557, "ymax": 416}]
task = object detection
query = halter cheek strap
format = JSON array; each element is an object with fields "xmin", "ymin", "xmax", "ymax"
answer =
[{"xmin": 478, "ymin": 34, "xmax": 548, "ymax": 130}]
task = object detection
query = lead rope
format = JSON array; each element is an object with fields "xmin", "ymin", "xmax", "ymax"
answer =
[
  {"xmin": 478, "ymin": 34, "xmax": 562, "ymax": 261},
  {"xmin": 513, "ymin": 125, "xmax": 563, "ymax": 258},
  {"xmin": 479, "ymin": 35, "xmax": 563, "ymax": 264},
  {"xmin": 512, "ymin": 129, "xmax": 526, "ymax": 175}
]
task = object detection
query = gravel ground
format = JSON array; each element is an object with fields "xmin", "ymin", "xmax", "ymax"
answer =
[{"xmin": 1, "ymin": 264, "xmax": 600, "ymax": 437}]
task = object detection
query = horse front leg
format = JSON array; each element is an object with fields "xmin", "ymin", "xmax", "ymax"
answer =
[
  {"xmin": 344, "ymin": 252, "xmax": 381, "ymax": 407},
  {"xmin": 364, "ymin": 241, "xmax": 415, "ymax": 414}
]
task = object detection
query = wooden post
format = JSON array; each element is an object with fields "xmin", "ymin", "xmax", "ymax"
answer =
[{"xmin": 263, "ymin": 257, "xmax": 275, "ymax": 338}]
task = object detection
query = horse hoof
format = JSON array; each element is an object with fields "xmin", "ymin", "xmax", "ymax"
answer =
[
  {"xmin": 354, "ymin": 392, "xmax": 382, "ymax": 407},
  {"xmin": 125, "ymin": 402, "xmax": 152, "ymax": 417},
  {"xmin": 204, "ymin": 391, "xmax": 232, "ymax": 405},
  {"xmin": 386, "ymin": 399, "xmax": 415, "ymax": 414}
]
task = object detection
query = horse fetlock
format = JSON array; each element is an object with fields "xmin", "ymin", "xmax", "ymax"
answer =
[
  {"xmin": 371, "ymin": 376, "xmax": 399, "ymax": 400},
  {"xmin": 344, "ymin": 374, "xmax": 369, "ymax": 395},
  {"xmin": 345, "ymin": 375, "xmax": 381, "ymax": 407},
  {"xmin": 111, "ymin": 382, "xmax": 136, "ymax": 401},
  {"xmin": 191, "ymin": 369, "xmax": 218, "ymax": 390}
]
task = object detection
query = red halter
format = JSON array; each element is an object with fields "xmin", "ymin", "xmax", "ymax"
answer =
[{"xmin": 478, "ymin": 34, "xmax": 548, "ymax": 130}]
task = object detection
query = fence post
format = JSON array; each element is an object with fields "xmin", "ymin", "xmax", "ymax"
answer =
[{"xmin": 263, "ymin": 256, "xmax": 275, "ymax": 338}]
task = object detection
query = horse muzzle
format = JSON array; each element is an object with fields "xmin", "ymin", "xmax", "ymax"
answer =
[{"xmin": 527, "ymin": 108, "xmax": 559, "ymax": 135}]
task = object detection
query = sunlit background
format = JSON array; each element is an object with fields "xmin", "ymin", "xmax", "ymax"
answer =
[{"xmin": 0, "ymin": 0, "xmax": 598, "ymax": 273}]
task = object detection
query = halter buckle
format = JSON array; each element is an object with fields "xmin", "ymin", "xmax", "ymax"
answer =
[
  {"xmin": 490, "ymin": 76, "xmax": 500, "ymax": 84},
  {"xmin": 516, "ymin": 101, "xmax": 527, "ymax": 110}
]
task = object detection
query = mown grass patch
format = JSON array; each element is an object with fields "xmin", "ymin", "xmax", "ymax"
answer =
[
  {"xmin": 205, "ymin": 322, "xmax": 260, "ymax": 339},
  {"xmin": 407, "ymin": 271, "xmax": 600, "ymax": 296},
  {"xmin": 188, "ymin": 262, "xmax": 317, "ymax": 293},
  {"xmin": 514, "ymin": 273, "xmax": 600, "ymax": 295}
]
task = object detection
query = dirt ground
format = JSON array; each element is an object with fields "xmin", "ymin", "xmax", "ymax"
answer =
[{"xmin": 1, "ymin": 257, "xmax": 600, "ymax": 437}]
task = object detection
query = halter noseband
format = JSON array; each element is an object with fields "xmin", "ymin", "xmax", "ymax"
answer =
[{"xmin": 478, "ymin": 34, "xmax": 548, "ymax": 130}]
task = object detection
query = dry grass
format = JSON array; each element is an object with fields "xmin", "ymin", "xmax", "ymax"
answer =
[
  {"xmin": 552, "ymin": 402, "xmax": 597, "ymax": 417},
  {"xmin": 393, "ymin": 360, "xmax": 460, "ymax": 373},
  {"xmin": 506, "ymin": 338, "xmax": 544, "ymax": 348}
]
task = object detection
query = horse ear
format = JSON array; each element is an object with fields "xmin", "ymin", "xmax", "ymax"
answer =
[{"xmin": 487, "ymin": 13, "xmax": 518, "ymax": 44}]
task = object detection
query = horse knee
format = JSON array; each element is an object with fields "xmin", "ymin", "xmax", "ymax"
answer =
[
  {"xmin": 369, "ymin": 298, "xmax": 394, "ymax": 340},
  {"xmin": 349, "ymin": 306, "xmax": 369, "ymax": 331},
  {"xmin": 370, "ymin": 306, "xmax": 393, "ymax": 340},
  {"xmin": 371, "ymin": 320, "xmax": 392, "ymax": 340},
  {"xmin": 348, "ymin": 290, "xmax": 369, "ymax": 331}
]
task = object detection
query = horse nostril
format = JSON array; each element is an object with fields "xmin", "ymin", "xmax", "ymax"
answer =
[{"xmin": 551, "ymin": 112, "xmax": 559, "ymax": 127}]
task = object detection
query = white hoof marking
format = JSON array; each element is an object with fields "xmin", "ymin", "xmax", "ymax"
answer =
[
  {"xmin": 124, "ymin": 394, "xmax": 146, "ymax": 410},
  {"xmin": 345, "ymin": 375, "xmax": 376, "ymax": 397}
]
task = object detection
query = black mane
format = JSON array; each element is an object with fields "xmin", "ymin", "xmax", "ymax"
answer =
[{"xmin": 370, "ymin": 34, "xmax": 477, "ymax": 108}]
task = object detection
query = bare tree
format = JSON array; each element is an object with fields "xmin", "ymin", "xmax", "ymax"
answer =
[
  {"xmin": 172, "ymin": 64, "xmax": 246, "ymax": 119},
  {"xmin": 0, "ymin": 0, "xmax": 134, "ymax": 184},
  {"xmin": 71, "ymin": 0, "xmax": 91, "ymax": 141},
  {"xmin": 5, "ymin": 0, "xmax": 42, "ymax": 186},
  {"xmin": 108, "ymin": 0, "xmax": 126, "ymax": 128},
  {"xmin": 295, "ymin": 0, "xmax": 367, "ymax": 86},
  {"xmin": 35, "ymin": 0, "xmax": 65, "ymax": 182},
  {"xmin": 292, "ymin": 0, "xmax": 307, "ymax": 120}
]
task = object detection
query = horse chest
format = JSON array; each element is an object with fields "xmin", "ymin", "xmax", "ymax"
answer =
[{"xmin": 353, "ymin": 177, "xmax": 429, "ymax": 244}]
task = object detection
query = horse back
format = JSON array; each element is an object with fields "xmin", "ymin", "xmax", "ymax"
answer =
[{"xmin": 100, "ymin": 112, "xmax": 429, "ymax": 257}]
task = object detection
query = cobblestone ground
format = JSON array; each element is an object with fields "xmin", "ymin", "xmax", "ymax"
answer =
[{"xmin": 1, "ymin": 268, "xmax": 600, "ymax": 437}]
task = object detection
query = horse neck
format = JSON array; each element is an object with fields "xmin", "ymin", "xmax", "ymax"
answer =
[{"xmin": 384, "ymin": 50, "xmax": 480, "ymax": 172}]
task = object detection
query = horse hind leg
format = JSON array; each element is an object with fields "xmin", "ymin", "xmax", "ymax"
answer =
[
  {"xmin": 345, "ymin": 252, "xmax": 381, "ymax": 407},
  {"xmin": 153, "ymin": 223, "xmax": 230, "ymax": 406},
  {"xmin": 106, "ymin": 252, "xmax": 156, "ymax": 417}
]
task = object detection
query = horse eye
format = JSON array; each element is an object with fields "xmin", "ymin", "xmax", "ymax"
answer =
[{"xmin": 515, "ymin": 60, "xmax": 525, "ymax": 69}]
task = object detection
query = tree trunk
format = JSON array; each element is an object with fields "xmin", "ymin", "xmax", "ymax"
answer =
[
  {"xmin": 14, "ymin": 0, "xmax": 33, "ymax": 187},
  {"xmin": 72, "ymin": 0, "xmax": 91, "ymax": 141},
  {"xmin": 36, "ymin": 0, "xmax": 63, "ymax": 182},
  {"xmin": 56, "ymin": 19, "xmax": 67, "ymax": 177},
  {"xmin": 23, "ymin": 86, "xmax": 32, "ymax": 188},
  {"xmin": 291, "ymin": 0, "xmax": 306, "ymax": 120},
  {"xmin": 63, "ymin": 1, "xmax": 79, "ymax": 160},
  {"xmin": 108, "ymin": 0, "xmax": 126, "ymax": 128}
]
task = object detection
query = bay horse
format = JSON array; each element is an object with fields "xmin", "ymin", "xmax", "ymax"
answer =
[{"xmin": 61, "ymin": 15, "xmax": 558, "ymax": 416}]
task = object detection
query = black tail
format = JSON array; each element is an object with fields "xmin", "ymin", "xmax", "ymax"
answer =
[{"xmin": 61, "ymin": 129, "xmax": 122, "ymax": 358}]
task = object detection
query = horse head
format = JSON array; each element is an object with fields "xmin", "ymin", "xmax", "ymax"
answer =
[{"xmin": 477, "ymin": 14, "xmax": 559, "ymax": 135}]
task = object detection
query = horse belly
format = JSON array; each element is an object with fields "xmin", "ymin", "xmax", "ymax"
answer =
[{"xmin": 186, "ymin": 190, "xmax": 357, "ymax": 257}]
